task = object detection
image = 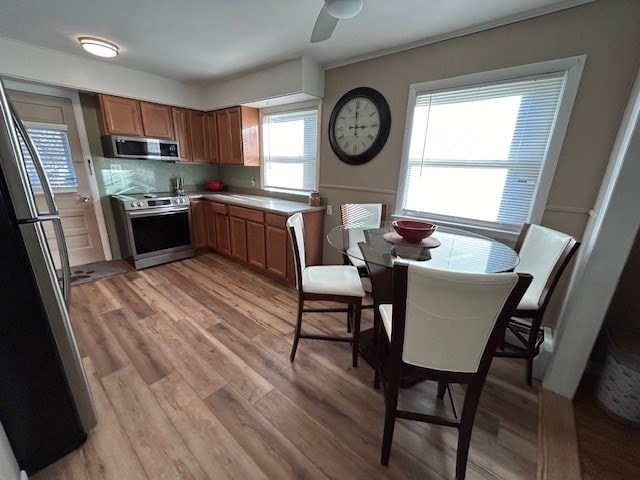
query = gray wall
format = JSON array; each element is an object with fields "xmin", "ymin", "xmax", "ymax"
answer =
[{"xmin": 318, "ymin": 0, "xmax": 640, "ymax": 267}]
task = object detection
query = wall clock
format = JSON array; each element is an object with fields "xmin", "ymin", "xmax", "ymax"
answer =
[{"xmin": 328, "ymin": 87, "xmax": 391, "ymax": 165}]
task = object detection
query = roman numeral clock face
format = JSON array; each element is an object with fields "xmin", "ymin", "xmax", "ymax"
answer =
[{"xmin": 329, "ymin": 87, "xmax": 391, "ymax": 165}]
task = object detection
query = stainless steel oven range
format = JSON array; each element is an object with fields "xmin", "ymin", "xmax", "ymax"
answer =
[{"xmin": 111, "ymin": 192, "xmax": 194, "ymax": 269}]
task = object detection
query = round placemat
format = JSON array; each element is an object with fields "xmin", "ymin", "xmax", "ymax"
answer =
[{"xmin": 383, "ymin": 231, "xmax": 441, "ymax": 248}]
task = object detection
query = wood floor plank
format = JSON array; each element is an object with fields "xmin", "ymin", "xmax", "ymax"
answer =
[
  {"xmin": 101, "ymin": 366, "xmax": 208, "ymax": 480},
  {"xmin": 180, "ymin": 317, "xmax": 274, "ymax": 405},
  {"xmin": 103, "ymin": 276, "xmax": 155, "ymax": 319},
  {"xmin": 150, "ymin": 372, "xmax": 269, "ymax": 480},
  {"xmin": 204, "ymin": 385, "xmax": 330, "ymax": 480},
  {"xmin": 69, "ymin": 302, "xmax": 129, "ymax": 378},
  {"xmin": 102, "ymin": 307, "xmax": 174, "ymax": 385},
  {"xmin": 140, "ymin": 315, "xmax": 227, "ymax": 398},
  {"xmin": 78, "ymin": 358, "xmax": 148, "ymax": 480},
  {"xmin": 154, "ymin": 282, "xmax": 220, "ymax": 328},
  {"xmin": 157, "ymin": 263, "xmax": 266, "ymax": 339}
]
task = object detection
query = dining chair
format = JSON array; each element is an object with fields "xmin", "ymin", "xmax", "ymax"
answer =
[
  {"xmin": 339, "ymin": 203, "xmax": 387, "ymax": 273},
  {"xmin": 286, "ymin": 212, "xmax": 365, "ymax": 367},
  {"xmin": 495, "ymin": 223, "xmax": 580, "ymax": 386},
  {"xmin": 374, "ymin": 262, "xmax": 531, "ymax": 480}
]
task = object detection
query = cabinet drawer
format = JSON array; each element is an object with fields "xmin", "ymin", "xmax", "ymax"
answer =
[
  {"xmin": 265, "ymin": 213, "xmax": 287, "ymax": 228},
  {"xmin": 228, "ymin": 205, "xmax": 264, "ymax": 223},
  {"xmin": 208, "ymin": 201, "xmax": 227, "ymax": 214}
]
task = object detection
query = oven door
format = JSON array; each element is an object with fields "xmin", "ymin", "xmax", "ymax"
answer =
[{"xmin": 126, "ymin": 207, "xmax": 193, "ymax": 266}]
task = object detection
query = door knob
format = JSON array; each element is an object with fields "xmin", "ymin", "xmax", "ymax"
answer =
[{"xmin": 80, "ymin": 195, "xmax": 93, "ymax": 203}]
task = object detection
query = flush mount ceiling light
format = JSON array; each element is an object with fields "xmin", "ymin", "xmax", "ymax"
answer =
[
  {"xmin": 79, "ymin": 37, "xmax": 119, "ymax": 58},
  {"xmin": 326, "ymin": 0, "xmax": 363, "ymax": 19}
]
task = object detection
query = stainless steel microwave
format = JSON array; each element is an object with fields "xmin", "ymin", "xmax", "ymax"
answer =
[{"xmin": 101, "ymin": 135, "xmax": 179, "ymax": 161}]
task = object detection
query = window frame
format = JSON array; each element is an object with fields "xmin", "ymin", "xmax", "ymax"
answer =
[
  {"xmin": 395, "ymin": 56, "xmax": 585, "ymax": 239},
  {"xmin": 259, "ymin": 100, "xmax": 321, "ymax": 194}
]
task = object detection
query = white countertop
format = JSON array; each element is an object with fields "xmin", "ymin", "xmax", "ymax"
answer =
[{"xmin": 189, "ymin": 192, "xmax": 325, "ymax": 215}]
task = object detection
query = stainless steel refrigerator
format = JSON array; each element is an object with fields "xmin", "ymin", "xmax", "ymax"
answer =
[{"xmin": 0, "ymin": 77, "xmax": 96, "ymax": 473}]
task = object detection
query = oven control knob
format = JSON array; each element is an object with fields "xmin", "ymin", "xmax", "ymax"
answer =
[
  {"xmin": 130, "ymin": 202, "xmax": 136, "ymax": 208},
  {"xmin": 137, "ymin": 202, "xmax": 143, "ymax": 207}
]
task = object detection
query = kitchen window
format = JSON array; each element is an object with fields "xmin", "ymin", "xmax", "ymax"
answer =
[
  {"xmin": 397, "ymin": 57, "xmax": 584, "ymax": 235},
  {"xmin": 18, "ymin": 123, "xmax": 78, "ymax": 192},
  {"xmin": 261, "ymin": 103, "xmax": 319, "ymax": 193}
]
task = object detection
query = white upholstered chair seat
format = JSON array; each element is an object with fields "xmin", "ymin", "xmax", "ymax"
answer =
[
  {"xmin": 302, "ymin": 266, "xmax": 366, "ymax": 297},
  {"xmin": 517, "ymin": 292, "xmax": 539, "ymax": 310}
]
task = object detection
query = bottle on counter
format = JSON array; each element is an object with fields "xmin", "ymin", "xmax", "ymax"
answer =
[{"xmin": 309, "ymin": 191, "xmax": 321, "ymax": 207}]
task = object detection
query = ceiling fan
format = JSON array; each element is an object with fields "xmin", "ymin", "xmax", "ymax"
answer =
[{"xmin": 310, "ymin": 0, "xmax": 364, "ymax": 43}]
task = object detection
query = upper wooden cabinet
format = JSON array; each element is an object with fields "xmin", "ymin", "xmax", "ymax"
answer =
[
  {"xmin": 216, "ymin": 106, "xmax": 260, "ymax": 166},
  {"xmin": 140, "ymin": 102, "xmax": 174, "ymax": 139},
  {"xmin": 188, "ymin": 110, "xmax": 208, "ymax": 163},
  {"xmin": 206, "ymin": 112, "xmax": 219, "ymax": 163},
  {"xmin": 172, "ymin": 108, "xmax": 191, "ymax": 161},
  {"xmin": 98, "ymin": 95, "xmax": 143, "ymax": 136}
]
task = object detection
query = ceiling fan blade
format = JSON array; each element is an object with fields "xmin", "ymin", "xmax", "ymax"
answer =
[{"xmin": 310, "ymin": 5, "xmax": 339, "ymax": 43}]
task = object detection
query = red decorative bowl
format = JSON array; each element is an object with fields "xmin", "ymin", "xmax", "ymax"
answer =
[
  {"xmin": 392, "ymin": 220, "xmax": 437, "ymax": 243},
  {"xmin": 204, "ymin": 179, "xmax": 224, "ymax": 192}
]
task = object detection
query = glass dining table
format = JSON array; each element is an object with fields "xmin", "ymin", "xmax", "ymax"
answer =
[{"xmin": 326, "ymin": 221, "xmax": 520, "ymax": 379}]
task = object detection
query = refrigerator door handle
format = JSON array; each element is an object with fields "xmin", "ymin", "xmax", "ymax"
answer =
[
  {"xmin": 52, "ymin": 215, "xmax": 71, "ymax": 307},
  {"xmin": 23, "ymin": 214, "xmax": 72, "ymax": 306},
  {"xmin": 10, "ymin": 102, "xmax": 59, "ymax": 216}
]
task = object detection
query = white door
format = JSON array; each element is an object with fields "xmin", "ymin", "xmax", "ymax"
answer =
[{"xmin": 9, "ymin": 90, "xmax": 106, "ymax": 266}]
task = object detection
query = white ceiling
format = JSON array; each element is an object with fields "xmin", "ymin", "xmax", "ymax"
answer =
[{"xmin": 0, "ymin": 0, "xmax": 590, "ymax": 84}]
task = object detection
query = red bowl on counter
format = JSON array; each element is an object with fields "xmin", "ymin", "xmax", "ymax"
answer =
[
  {"xmin": 204, "ymin": 179, "xmax": 224, "ymax": 192},
  {"xmin": 392, "ymin": 220, "xmax": 437, "ymax": 243}
]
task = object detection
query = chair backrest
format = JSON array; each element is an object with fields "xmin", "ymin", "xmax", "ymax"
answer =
[
  {"xmin": 391, "ymin": 263, "xmax": 531, "ymax": 373},
  {"xmin": 513, "ymin": 224, "xmax": 580, "ymax": 312},
  {"xmin": 340, "ymin": 203, "xmax": 386, "ymax": 249},
  {"xmin": 286, "ymin": 212, "xmax": 306, "ymax": 289}
]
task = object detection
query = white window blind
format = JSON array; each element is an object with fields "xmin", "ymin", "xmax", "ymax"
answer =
[
  {"xmin": 18, "ymin": 125, "xmax": 78, "ymax": 191},
  {"xmin": 400, "ymin": 72, "xmax": 566, "ymax": 231},
  {"xmin": 262, "ymin": 108, "xmax": 318, "ymax": 192}
]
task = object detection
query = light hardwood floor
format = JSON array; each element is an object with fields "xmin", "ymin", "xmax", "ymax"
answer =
[{"xmin": 33, "ymin": 253, "xmax": 538, "ymax": 480}]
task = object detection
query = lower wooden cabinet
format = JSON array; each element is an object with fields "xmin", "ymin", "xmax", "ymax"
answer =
[
  {"xmin": 197, "ymin": 199, "xmax": 323, "ymax": 285},
  {"xmin": 247, "ymin": 221, "xmax": 266, "ymax": 269},
  {"xmin": 190, "ymin": 199, "xmax": 207, "ymax": 249}
]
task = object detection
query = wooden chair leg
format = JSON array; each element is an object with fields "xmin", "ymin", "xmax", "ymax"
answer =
[
  {"xmin": 346, "ymin": 304, "xmax": 353, "ymax": 333},
  {"xmin": 373, "ymin": 322, "xmax": 385, "ymax": 389},
  {"xmin": 437, "ymin": 381, "xmax": 447, "ymax": 399},
  {"xmin": 526, "ymin": 356, "xmax": 534, "ymax": 387},
  {"xmin": 455, "ymin": 380, "xmax": 484, "ymax": 480},
  {"xmin": 351, "ymin": 302, "xmax": 362, "ymax": 368},
  {"xmin": 290, "ymin": 299, "xmax": 304, "ymax": 362},
  {"xmin": 381, "ymin": 373, "xmax": 400, "ymax": 465}
]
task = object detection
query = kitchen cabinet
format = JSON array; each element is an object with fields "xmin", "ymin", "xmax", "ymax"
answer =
[
  {"xmin": 198, "ymin": 199, "xmax": 322, "ymax": 285},
  {"xmin": 203, "ymin": 201, "xmax": 217, "ymax": 249},
  {"xmin": 190, "ymin": 199, "xmax": 207, "ymax": 249},
  {"xmin": 216, "ymin": 106, "xmax": 260, "ymax": 166},
  {"xmin": 172, "ymin": 108, "xmax": 191, "ymax": 161},
  {"xmin": 140, "ymin": 102, "xmax": 174, "ymax": 139},
  {"xmin": 206, "ymin": 112, "xmax": 219, "ymax": 163},
  {"xmin": 98, "ymin": 94, "xmax": 143, "ymax": 136},
  {"xmin": 265, "ymin": 213, "xmax": 288, "ymax": 280},
  {"xmin": 188, "ymin": 110, "xmax": 208, "ymax": 163}
]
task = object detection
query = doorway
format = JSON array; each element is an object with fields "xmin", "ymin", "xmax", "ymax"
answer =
[{"xmin": 8, "ymin": 89, "xmax": 109, "ymax": 267}]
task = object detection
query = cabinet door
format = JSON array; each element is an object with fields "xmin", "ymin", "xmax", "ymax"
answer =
[
  {"xmin": 190, "ymin": 200, "xmax": 207, "ymax": 249},
  {"xmin": 216, "ymin": 109, "xmax": 232, "ymax": 164},
  {"xmin": 206, "ymin": 112, "xmax": 219, "ymax": 163},
  {"xmin": 230, "ymin": 216, "xmax": 247, "ymax": 262},
  {"xmin": 228, "ymin": 107, "xmax": 243, "ymax": 164},
  {"xmin": 172, "ymin": 108, "xmax": 191, "ymax": 161},
  {"xmin": 189, "ymin": 110, "xmax": 207, "ymax": 163},
  {"xmin": 266, "ymin": 225, "xmax": 289, "ymax": 280},
  {"xmin": 247, "ymin": 221, "xmax": 265, "ymax": 269},
  {"xmin": 240, "ymin": 107, "xmax": 260, "ymax": 166},
  {"xmin": 215, "ymin": 212, "xmax": 231, "ymax": 256},
  {"xmin": 203, "ymin": 201, "xmax": 217, "ymax": 249},
  {"xmin": 140, "ymin": 102, "xmax": 175, "ymax": 139},
  {"xmin": 98, "ymin": 94, "xmax": 143, "ymax": 136}
]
